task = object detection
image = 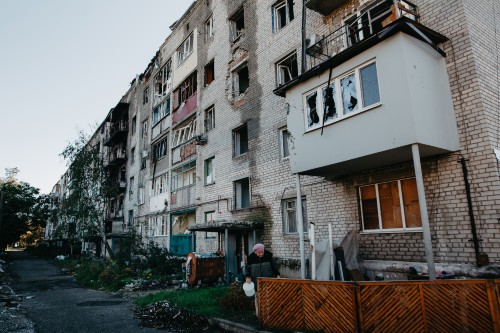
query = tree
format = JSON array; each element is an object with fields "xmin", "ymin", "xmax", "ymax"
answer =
[
  {"xmin": 0, "ymin": 168, "xmax": 48, "ymax": 250},
  {"xmin": 58, "ymin": 129, "xmax": 113, "ymax": 257}
]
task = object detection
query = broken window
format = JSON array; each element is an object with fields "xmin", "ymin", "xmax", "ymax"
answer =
[
  {"xmin": 345, "ymin": 0, "xmax": 394, "ymax": 47},
  {"xmin": 273, "ymin": 0, "xmax": 294, "ymax": 32},
  {"xmin": 233, "ymin": 63, "xmax": 249, "ymax": 97},
  {"xmin": 152, "ymin": 174, "xmax": 167, "ymax": 196},
  {"xmin": 303, "ymin": 60, "xmax": 380, "ymax": 132},
  {"xmin": 171, "ymin": 160, "xmax": 196, "ymax": 191},
  {"xmin": 152, "ymin": 97, "xmax": 170, "ymax": 126},
  {"xmin": 279, "ymin": 127, "xmax": 290, "ymax": 158},
  {"xmin": 154, "ymin": 60, "xmax": 172, "ymax": 99},
  {"xmin": 173, "ymin": 71, "xmax": 197, "ymax": 109},
  {"xmin": 172, "ymin": 118, "xmax": 196, "ymax": 147},
  {"xmin": 204, "ymin": 105, "xmax": 215, "ymax": 132},
  {"xmin": 322, "ymin": 83, "xmax": 338, "ymax": 122},
  {"xmin": 205, "ymin": 15, "xmax": 214, "ymax": 42},
  {"xmin": 234, "ymin": 177, "xmax": 250, "ymax": 209},
  {"xmin": 340, "ymin": 73, "xmax": 359, "ymax": 114},
  {"xmin": 305, "ymin": 91, "xmax": 320, "ymax": 129},
  {"xmin": 282, "ymin": 197, "xmax": 307, "ymax": 234},
  {"xmin": 143, "ymin": 87, "xmax": 149, "ymax": 105},
  {"xmin": 360, "ymin": 178, "xmax": 422, "ymax": 232},
  {"xmin": 204, "ymin": 156, "xmax": 215, "ymax": 184},
  {"xmin": 230, "ymin": 8, "xmax": 245, "ymax": 42},
  {"xmin": 153, "ymin": 137, "xmax": 168, "ymax": 161},
  {"xmin": 276, "ymin": 52, "xmax": 298, "ymax": 86},
  {"xmin": 176, "ymin": 33, "xmax": 194, "ymax": 66},
  {"xmin": 233, "ymin": 123, "xmax": 248, "ymax": 157},
  {"xmin": 204, "ymin": 59, "xmax": 215, "ymax": 86}
]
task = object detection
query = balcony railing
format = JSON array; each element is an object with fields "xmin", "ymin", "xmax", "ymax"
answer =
[
  {"xmin": 104, "ymin": 120, "xmax": 129, "ymax": 146},
  {"xmin": 228, "ymin": 194, "xmax": 266, "ymax": 212},
  {"xmin": 305, "ymin": 0, "xmax": 418, "ymax": 70}
]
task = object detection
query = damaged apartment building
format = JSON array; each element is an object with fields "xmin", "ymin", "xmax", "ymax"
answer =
[{"xmin": 46, "ymin": 0, "xmax": 500, "ymax": 281}]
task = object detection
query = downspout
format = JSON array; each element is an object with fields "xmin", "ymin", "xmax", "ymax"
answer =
[
  {"xmin": 301, "ymin": 0, "xmax": 307, "ymax": 73},
  {"xmin": 459, "ymin": 157, "xmax": 482, "ymax": 266}
]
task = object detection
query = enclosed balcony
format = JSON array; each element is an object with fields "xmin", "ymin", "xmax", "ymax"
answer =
[{"xmin": 274, "ymin": 0, "xmax": 459, "ymax": 178}]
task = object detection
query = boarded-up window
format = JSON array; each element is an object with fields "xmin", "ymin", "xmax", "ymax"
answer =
[{"xmin": 360, "ymin": 178, "xmax": 421, "ymax": 231}]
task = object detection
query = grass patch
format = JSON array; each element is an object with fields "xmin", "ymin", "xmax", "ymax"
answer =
[{"xmin": 134, "ymin": 284, "xmax": 257, "ymax": 323}]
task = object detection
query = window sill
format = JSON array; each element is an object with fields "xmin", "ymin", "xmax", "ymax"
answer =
[
  {"xmin": 360, "ymin": 228, "xmax": 423, "ymax": 235},
  {"xmin": 233, "ymin": 152, "xmax": 248, "ymax": 159},
  {"xmin": 204, "ymin": 181, "xmax": 215, "ymax": 186}
]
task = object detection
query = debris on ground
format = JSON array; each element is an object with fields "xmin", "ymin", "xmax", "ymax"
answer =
[
  {"xmin": 122, "ymin": 278, "xmax": 179, "ymax": 292},
  {"xmin": 134, "ymin": 300, "xmax": 213, "ymax": 332}
]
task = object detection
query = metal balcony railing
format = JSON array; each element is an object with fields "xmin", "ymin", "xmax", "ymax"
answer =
[{"xmin": 305, "ymin": 0, "xmax": 419, "ymax": 70}]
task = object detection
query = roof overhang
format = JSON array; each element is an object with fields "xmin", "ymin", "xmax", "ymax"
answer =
[{"xmin": 189, "ymin": 220, "xmax": 265, "ymax": 232}]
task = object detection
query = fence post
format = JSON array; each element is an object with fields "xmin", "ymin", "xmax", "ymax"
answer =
[{"xmin": 354, "ymin": 282, "xmax": 363, "ymax": 333}]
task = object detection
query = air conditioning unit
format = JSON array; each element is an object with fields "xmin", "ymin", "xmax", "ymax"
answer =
[
  {"xmin": 194, "ymin": 133, "xmax": 207, "ymax": 145},
  {"xmin": 306, "ymin": 34, "xmax": 322, "ymax": 56}
]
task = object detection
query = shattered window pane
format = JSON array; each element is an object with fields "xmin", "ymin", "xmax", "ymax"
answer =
[
  {"xmin": 322, "ymin": 83, "xmax": 338, "ymax": 122},
  {"xmin": 341, "ymin": 73, "xmax": 358, "ymax": 114},
  {"xmin": 360, "ymin": 62, "xmax": 380, "ymax": 107},
  {"xmin": 305, "ymin": 91, "xmax": 320, "ymax": 129}
]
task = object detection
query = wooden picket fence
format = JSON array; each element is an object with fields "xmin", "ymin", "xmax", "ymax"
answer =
[{"xmin": 258, "ymin": 278, "xmax": 500, "ymax": 332}]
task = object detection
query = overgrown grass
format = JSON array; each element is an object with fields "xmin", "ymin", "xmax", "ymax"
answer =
[{"xmin": 134, "ymin": 284, "xmax": 257, "ymax": 323}]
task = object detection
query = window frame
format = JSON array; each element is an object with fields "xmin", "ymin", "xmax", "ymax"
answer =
[
  {"xmin": 204, "ymin": 156, "xmax": 215, "ymax": 185},
  {"xmin": 303, "ymin": 60, "xmax": 380, "ymax": 132},
  {"xmin": 204, "ymin": 105, "xmax": 215, "ymax": 132},
  {"xmin": 282, "ymin": 197, "xmax": 308, "ymax": 235},
  {"xmin": 171, "ymin": 161, "xmax": 196, "ymax": 191},
  {"xmin": 234, "ymin": 177, "xmax": 250, "ymax": 210},
  {"xmin": 359, "ymin": 178, "xmax": 422, "ymax": 233},
  {"xmin": 153, "ymin": 137, "xmax": 168, "ymax": 161},
  {"xmin": 177, "ymin": 33, "xmax": 194, "ymax": 67},
  {"xmin": 204, "ymin": 59, "xmax": 215, "ymax": 86},
  {"xmin": 279, "ymin": 127, "xmax": 290, "ymax": 159},
  {"xmin": 276, "ymin": 52, "xmax": 298, "ymax": 86},
  {"xmin": 205, "ymin": 15, "xmax": 214, "ymax": 42},
  {"xmin": 233, "ymin": 123, "xmax": 249, "ymax": 157},
  {"xmin": 143, "ymin": 87, "xmax": 150, "ymax": 105},
  {"xmin": 273, "ymin": 0, "xmax": 294, "ymax": 32},
  {"xmin": 172, "ymin": 118, "xmax": 196, "ymax": 147},
  {"xmin": 204, "ymin": 211, "xmax": 217, "ymax": 239},
  {"xmin": 230, "ymin": 8, "xmax": 245, "ymax": 42}
]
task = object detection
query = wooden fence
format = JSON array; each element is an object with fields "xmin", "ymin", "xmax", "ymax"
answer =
[{"xmin": 258, "ymin": 278, "xmax": 500, "ymax": 332}]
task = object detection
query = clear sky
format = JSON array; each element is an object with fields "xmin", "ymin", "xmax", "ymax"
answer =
[{"xmin": 0, "ymin": 0, "xmax": 194, "ymax": 194}]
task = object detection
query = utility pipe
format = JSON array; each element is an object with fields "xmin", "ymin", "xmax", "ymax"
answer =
[
  {"xmin": 412, "ymin": 144, "xmax": 436, "ymax": 280},
  {"xmin": 459, "ymin": 157, "xmax": 481, "ymax": 266},
  {"xmin": 295, "ymin": 174, "xmax": 306, "ymax": 279}
]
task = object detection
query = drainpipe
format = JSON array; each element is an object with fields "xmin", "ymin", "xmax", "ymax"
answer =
[
  {"xmin": 459, "ymin": 157, "xmax": 482, "ymax": 266},
  {"xmin": 411, "ymin": 144, "xmax": 436, "ymax": 280},
  {"xmin": 295, "ymin": 174, "xmax": 306, "ymax": 279},
  {"xmin": 301, "ymin": 0, "xmax": 307, "ymax": 73},
  {"xmin": 225, "ymin": 228, "xmax": 229, "ymax": 284}
]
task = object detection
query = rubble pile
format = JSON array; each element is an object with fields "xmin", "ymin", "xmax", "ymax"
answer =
[
  {"xmin": 122, "ymin": 278, "xmax": 179, "ymax": 292},
  {"xmin": 134, "ymin": 300, "xmax": 212, "ymax": 332}
]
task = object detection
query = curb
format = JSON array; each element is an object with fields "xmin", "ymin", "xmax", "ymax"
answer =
[{"xmin": 209, "ymin": 318, "xmax": 274, "ymax": 333}]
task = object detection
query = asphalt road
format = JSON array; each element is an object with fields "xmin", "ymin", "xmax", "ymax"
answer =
[{"xmin": 7, "ymin": 251, "xmax": 162, "ymax": 333}]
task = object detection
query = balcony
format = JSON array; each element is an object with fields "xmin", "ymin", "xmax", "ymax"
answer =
[
  {"xmin": 274, "ymin": 1, "xmax": 459, "ymax": 178},
  {"xmin": 304, "ymin": 0, "xmax": 420, "ymax": 71},
  {"xmin": 305, "ymin": 0, "xmax": 349, "ymax": 16},
  {"xmin": 104, "ymin": 120, "xmax": 129, "ymax": 147},
  {"xmin": 228, "ymin": 194, "xmax": 266, "ymax": 212},
  {"xmin": 170, "ymin": 185, "xmax": 196, "ymax": 211},
  {"xmin": 106, "ymin": 149, "xmax": 127, "ymax": 168}
]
